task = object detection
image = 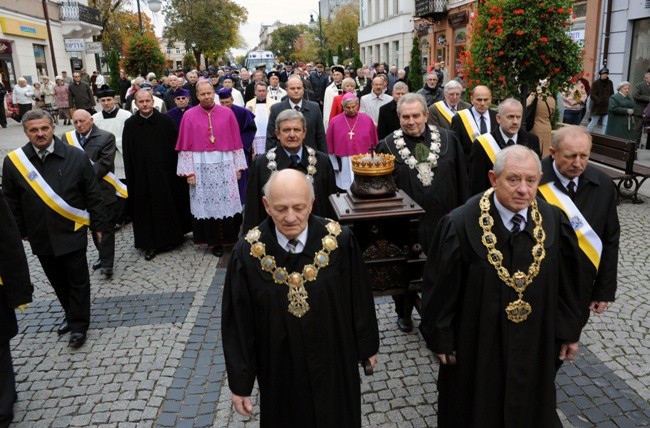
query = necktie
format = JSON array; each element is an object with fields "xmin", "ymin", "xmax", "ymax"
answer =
[
  {"xmin": 451, "ymin": 107, "xmax": 456, "ymax": 114},
  {"xmin": 290, "ymin": 154, "xmax": 300, "ymax": 167},
  {"xmin": 506, "ymin": 139, "xmax": 515, "ymax": 146},
  {"xmin": 480, "ymin": 115, "xmax": 487, "ymax": 134},
  {"xmin": 79, "ymin": 135, "xmax": 87, "ymax": 146},
  {"xmin": 294, "ymin": 105, "xmax": 301, "ymax": 111},
  {"xmin": 510, "ymin": 214, "xmax": 524, "ymax": 234},
  {"xmin": 567, "ymin": 180, "xmax": 576, "ymax": 199},
  {"xmin": 38, "ymin": 148, "xmax": 48, "ymax": 161},
  {"xmin": 287, "ymin": 238, "xmax": 299, "ymax": 253}
]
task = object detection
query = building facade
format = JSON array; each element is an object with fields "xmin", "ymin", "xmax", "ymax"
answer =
[
  {"xmin": 320, "ymin": 0, "xmax": 358, "ymax": 21},
  {"xmin": 358, "ymin": 0, "xmax": 414, "ymax": 69}
]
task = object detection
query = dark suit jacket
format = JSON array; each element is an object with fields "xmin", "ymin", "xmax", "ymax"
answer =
[
  {"xmin": 469, "ymin": 128, "xmax": 540, "ymax": 195},
  {"xmin": 265, "ymin": 99, "xmax": 327, "ymax": 153},
  {"xmin": 450, "ymin": 107, "xmax": 498, "ymax": 160},
  {"xmin": 377, "ymin": 100, "xmax": 400, "ymax": 141},
  {"xmin": 2, "ymin": 138, "xmax": 108, "ymax": 257},
  {"xmin": 539, "ymin": 156, "xmax": 620, "ymax": 324},
  {"xmin": 428, "ymin": 100, "xmax": 471, "ymax": 130}
]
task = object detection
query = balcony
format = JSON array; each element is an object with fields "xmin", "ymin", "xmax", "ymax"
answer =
[
  {"xmin": 59, "ymin": 1, "xmax": 102, "ymax": 39},
  {"xmin": 414, "ymin": 0, "xmax": 448, "ymax": 21}
]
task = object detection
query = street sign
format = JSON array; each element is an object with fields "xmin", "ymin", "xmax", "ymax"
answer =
[
  {"xmin": 64, "ymin": 38, "xmax": 85, "ymax": 52},
  {"xmin": 86, "ymin": 42, "xmax": 103, "ymax": 54}
]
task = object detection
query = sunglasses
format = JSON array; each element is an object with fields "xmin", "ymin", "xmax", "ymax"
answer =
[{"xmin": 175, "ymin": 97, "xmax": 188, "ymax": 100}]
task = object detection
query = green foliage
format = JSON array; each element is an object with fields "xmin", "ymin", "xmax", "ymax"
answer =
[
  {"xmin": 89, "ymin": 0, "xmax": 154, "ymax": 54},
  {"xmin": 352, "ymin": 55, "xmax": 362, "ymax": 69},
  {"xmin": 327, "ymin": 49, "xmax": 334, "ymax": 67},
  {"xmin": 462, "ymin": 0, "xmax": 584, "ymax": 100},
  {"xmin": 107, "ymin": 49, "xmax": 120, "ymax": 92},
  {"xmin": 408, "ymin": 37, "xmax": 423, "ymax": 92},
  {"xmin": 183, "ymin": 52, "xmax": 197, "ymax": 70},
  {"xmin": 269, "ymin": 25, "xmax": 310, "ymax": 61},
  {"xmin": 323, "ymin": 3, "xmax": 359, "ymax": 60},
  {"xmin": 337, "ymin": 45, "xmax": 344, "ymax": 59},
  {"xmin": 123, "ymin": 32, "xmax": 165, "ymax": 78}
]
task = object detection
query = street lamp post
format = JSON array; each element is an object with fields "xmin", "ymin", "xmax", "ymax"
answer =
[
  {"xmin": 309, "ymin": 12, "xmax": 324, "ymax": 63},
  {"xmin": 137, "ymin": 0, "xmax": 163, "ymax": 33}
]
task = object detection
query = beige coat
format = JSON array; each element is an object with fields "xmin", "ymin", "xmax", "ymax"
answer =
[{"xmin": 527, "ymin": 93, "xmax": 556, "ymax": 157}]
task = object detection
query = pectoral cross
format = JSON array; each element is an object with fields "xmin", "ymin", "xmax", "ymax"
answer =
[
  {"xmin": 348, "ymin": 130, "xmax": 355, "ymax": 139},
  {"xmin": 210, "ymin": 135, "xmax": 215, "ymax": 143}
]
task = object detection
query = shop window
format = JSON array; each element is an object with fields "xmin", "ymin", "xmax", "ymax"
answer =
[
  {"xmin": 33, "ymin": 44, "xmax": 48, "ymax": 77},
  {"xmin": 629, "ymin": 18, "xmax": 650, "ymax": 85}
]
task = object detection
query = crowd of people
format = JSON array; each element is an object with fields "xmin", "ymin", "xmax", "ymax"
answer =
[{"xmin": 0, "ymin": 57, "xmax": 631, "ymax": 427}]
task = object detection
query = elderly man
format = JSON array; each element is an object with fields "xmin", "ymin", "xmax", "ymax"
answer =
[
  {"xmin": 323, "ymin": 65, "xmax": 345, "ymax": 129},
  {"xmin": 420, "ymin": 145, "xmax": 584, "ymax": 428},
  {"xmin": 221, "ymin": 75, "xmax": 245, "ymax": 107},
  {"xmin": 587, "ymin": 67, "xmax": 614, "ymax": 133},
  {"xmin": 539, "ymin": 125, "xmax": 619, "ymax": 328},
  {"xmin": 223, "ymin": 168, "xmax": 379, "ymax": 426},
  {"xmin": 68, "ymin": 72, "xmax": 96, "ymax": 114},
  {"xmin": 236, "ymin": 68, "xmax": 251, "ymax": 95},
  {"xmin": 166, "ymin": 88, "xmax": 191, "ymax": 128},
  {"xmin": 470, "ymin": 98, "xmax": 540, "ymax": 195},
  {"xmin": 377, "ymin": 81, "xmax": 409, "ymax": 140},
  {"xmin": 183, "ymin": 70, "xmax": 200, "ymax": 105},
  {"xmin": 3, "ymin": 110, "xmax": 107, "ymax": 348},
  {"xmin": 176, "ymin": 81, "xmax": 247, "ymax": 257},
  {"xmin": 163, "ymin": 75, "xmax": 185, "ymax": 111},
  {"xmin": 416, "ymin": 73, "xmax": 443, "ymax": 107},
  {"xmin": 64, "ymin": 109, "xmax": 125, "ymax": 279},
  {"xmin": 265, "ymin": 76, "xmax": 326, "ymax": 153},
  {"xmin": 327, "ymin": 93, "xmax": 378, "ymax": 190},
  {"xmin": 360, "ymin": 75, "xmax": 392, "ymax": 126},
  {"xmin": 428, "ymin": 80, "xmax": 471, "ymax": 129},
  {"xmin": 242, "ymin": 109, "xmax": 336, "ymax": 234},
  {"xmin": 246, "ymin": 82, "xmax": 279, "ymax": 156},
  {"xmin": 377, "ymin": 93, "xmax": 469, "ymax": 332},
  {"xmin": 123, "ymin": 90, "xmax": 191, "ymax": 261},
  {"xmin": 451, "ymin": 85, "xmax": 498, "ymax": 160},
  {"xmin": 130, "ymin": 81, "xmax": 166, "ymax": 113}
]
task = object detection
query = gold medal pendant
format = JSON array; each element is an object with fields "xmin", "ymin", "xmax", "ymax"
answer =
[{"xmin": 505, "ymin": 298, "xmax": 532, "ymax": 323}]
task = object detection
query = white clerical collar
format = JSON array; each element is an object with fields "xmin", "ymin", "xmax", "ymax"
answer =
[
  {"xmin": 499, "ymin": 128, "xmax": 517, "ymax": 144},
  {"xmin": 275, "ymin": 226, "xmax": 309, "ymax": 253},
  {"xmin": 493, "ymin": 193, "xmax": 528, "ymax": 231},
  {"xmin": 552, "ymin": 160, "xmax": 579, "ymax": 189}
]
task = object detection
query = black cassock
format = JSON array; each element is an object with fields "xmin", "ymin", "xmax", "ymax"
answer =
[
  {"xmin": 241, "ymin": 147, "xmax": 337, "ymax": 234},
  {"xmin": 377, "ymin": 127, "xmax": 469, "ymax": 252},
  {"xmin": 122, "ymin": 110, "xmax": 192, "ymax": 250},
  {"xmin": 222, "ymin": 215, "xmax": 379, "ymax": 427},
  {"xmin": 420, "ymin": 194, "xmax": 584, "ymax": 428}
]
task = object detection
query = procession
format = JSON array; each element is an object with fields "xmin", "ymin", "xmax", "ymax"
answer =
[{"xmin": 0, "ymin": 0, "xmax": 649, "ymax": 426}]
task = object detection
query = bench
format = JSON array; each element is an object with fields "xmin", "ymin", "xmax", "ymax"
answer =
[{"xmin": 589, "ymin": 133, "xmax": 650, "ymax": 204}]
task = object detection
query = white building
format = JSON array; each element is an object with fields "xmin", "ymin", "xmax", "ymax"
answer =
[
  {"xmin": 320, "ymin": 0, "xmax": 357, "ymax": 21},
  {"xmin": 358, "ymin": 0, "xmax": 414, "ymax": 69}
]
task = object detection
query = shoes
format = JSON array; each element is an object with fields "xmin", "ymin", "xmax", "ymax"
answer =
[
  {"xmin": 69, "ymin": 332, "xmax": 87, "ymax": 348},
  {"xmin": 396, "ymin": 317, "xmax": 413, "ymax": 333},
  {"xmin": 1, "ymin": 125, "xmax": 6, "ymax": 128},
  {"xmin": 144, "ymin": 249, "xmax": 157, "ymax": 261},
  {"xmin": 92, "ymin": 259, "xmax": 102, "ymax": 270},
  {"xmin": 211, "ymin": 246, "xmax": 224, "ymax": 257},
  {"xmin": 101, "ymin": 267, "xmax": 113, "ymax": 279},
  {"xmin": 57, "ymin": 319, "xmax": 71, "ymax": 335}
]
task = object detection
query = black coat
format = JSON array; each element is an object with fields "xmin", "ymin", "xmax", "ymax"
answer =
[
  {"xmin": 450, "ymin": 107, "xmax": 498, "ymax": 160},
  {"xmin": 469, "ymin": 128, "xmax": 540, "ymax": 195},
  {"xmin": 540, "ymin": 156, "xmax": 620, "ymax": 324},
  {"xmin": 265, "ymin": 99, "xmax": 327, "ymax": 153},
  {"xmin": 376, "ymin": 100, "xmax": 400, "ymax": 141},
  {"xmin": 309, "ymin": 72, "xmax": 330, "ymax": 104},
  {"xmin": 2, "ymin": 138, "xmax": 108, "ymax": 256}
]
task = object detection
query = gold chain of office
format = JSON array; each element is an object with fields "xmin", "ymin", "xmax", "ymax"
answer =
[
  {"xmin": 244, "ymin": 220, "xmax": 342, "ymax": 318},
  {"xmin": 479, "ymin": 188, "xmax": 546, "ymax": 323}
]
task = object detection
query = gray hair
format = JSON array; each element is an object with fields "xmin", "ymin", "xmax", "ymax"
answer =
[
  {"xmin": 254, "ymin": 81, "xmax": 268, "ymax": 90},
  {"xmin": 22, "ymin": 109, "xmax": 54, "ymax": 129},
  {"xmin": 497, "ymin": 98, "xmax": 523, "ymax": 115},
  {"xmin": 275, "ymin": 109, "xmax": 306, "ymax": 131},
  {"xmin": 397, "ymin": 93, "xmax": 427, "ymax": 115},
  {"xmin": 493, "ymin": 145, "xmax": 541, "ymax": 175},
  {"xmin": 393, "ymin": 81, "xmax": 408, "ymax": 92},
  {"xmin": 444, "ymin": 80, "xmax": 462, "ymax": 93},
  {"xmin": 551, "ymin": 124, "xmax": 592, "ymax": 150},
  {"xmin": 134, "ymin": 88, "xmax": 153, "ymax": 101},
  {"xmin": 617, "ymin": 81, "xmax": 630, "ymax": 91}
]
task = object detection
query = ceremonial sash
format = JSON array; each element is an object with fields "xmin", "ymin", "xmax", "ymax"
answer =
[
  {"xmin": 7, "ymin": 148, "xmax": 90, "ymax": 231},
  {"xmin": 538, "ymin": 182, "xmax": 602, "ymax": 269},
  {"xmin": 65, "ymin": 131, "xmax": 128, "ymax": 199},
  {"xmin": 434, "ymin": 101, "xmax": 454, "ymax": 124},
  {"xmin": 457, "ymin": 109, "xmax": 482, "ymax": 141},
  {"xmin": 476, "ymin": 134, "xmax": 501, "ymax": 164}
]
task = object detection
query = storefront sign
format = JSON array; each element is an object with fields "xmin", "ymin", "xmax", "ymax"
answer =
[
  {"xmin": 65, "ymin": 39, "xmax": 86, "ymax": 52},
  {"xmin": 0, "ymin": 18, "xmax": 47, "ymax": 40},
  {"xmin": 448, "ymin": 11, "xmax": 468, "ymax": 29},
  {"xmin": 0, "ymin": 39, "xmax": 12, "ymax": 55},
  {"xmin": 86, "ymin": 42, "xmax": 103, "ymax": 54}
]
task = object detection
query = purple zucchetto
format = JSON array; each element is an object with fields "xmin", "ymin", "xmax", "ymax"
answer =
[{"xmin": 217, "ymin": 87, "xmax": 233, "ymax": 99}]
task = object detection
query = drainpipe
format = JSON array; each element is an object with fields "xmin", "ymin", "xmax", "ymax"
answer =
[
  {"xmin": 601, "ymin": 0, "xmax": 613, "ymax": 67},
  {"xmin": 43, "ymin": 0, "xmax": 58, "ymax": 76}
]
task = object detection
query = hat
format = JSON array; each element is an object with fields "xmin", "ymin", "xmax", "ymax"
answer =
[
  {"xmin": 341, "ymin": 92, "xmax": 357, "ymax": 105},
  {"xmin": 217, "ymin": 87, "xmax": 233, "ymax": 99},
  {"xmin": 267, "ymin": 71, "xmax": 281, "ymax": 79},
  {"xmin": 140, "ymin": 81, "xmax": 153, "ymax": 89},
  {"xmin": 55, "ymin": 75, "xmax": 63, "ymax": 81},
  {"xmin": 331, "ymin": 65, "xmax": 345, "ymax": 74},
  {"xmin": 599, "ymin": 67, "xmax": 609, "ymax": 75},
  {"xmin": 222, "ymin": 74, "xmax": 234, "ymax": 81},
  {"xmin": 96, "ymin": 89, "xmax": 116, "ymax": 98},
  {"xmin": 175, "ymin": 88, "xmax": 190, "ymax": 98}
]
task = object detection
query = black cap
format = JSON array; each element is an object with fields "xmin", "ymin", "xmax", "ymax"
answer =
[
  {"xmin": 267, "ymin": 71, "xmax": 281, "ymax": 79},
  {"xmin": 96, "ymin": 89, "xmax": 116, "ymax": 98},
  {"xmin": 331, "ymin": 65, "xmax": 345, "ymax": 74},
  {"xmin": 599, "ymin": 67, "xmax": 609, "ymax": 75}
]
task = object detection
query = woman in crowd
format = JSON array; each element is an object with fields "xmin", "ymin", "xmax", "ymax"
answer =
[
  {"xmin": 12, "ymin": 77, "xmax": 34, "ymax": 122},
  {"xmin": 606, "ymin": 81, "xmax": 636, "ymax": 140},
  {"xmin": 41, "ymin": 76, "xmax": 58, "ymax": 124},
  {"xmin": 53, "ymin": 75, "xmax": 71, "ymax": 125}
]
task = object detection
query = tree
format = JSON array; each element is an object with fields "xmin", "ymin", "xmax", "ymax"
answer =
[
  {"xmin": 324, "ymin": 3, "xmax": 359, "ymax": 59},
  {"xmin": 183, "ymin": 52, "xmax": 197, "ymax": 70},
  {"xmin": 269, "ymin": 25, "xmax": 310, "ymax": 62},
  {"xmin": 462, "ymin": 0, "xmax": 583, "ymax": 101},
  {"xmin": 107, "ymin": 49, "xmax": 120, "ymax": 92},
  {"xmin": 89, "ymin": 0, "xmax": 154, "ymax": 54},
  {"xmin": 408, "ymin": 37, "xmax": 423, "ymax": 92},
  {"xmin": 164, "ymin": 0, "xmax": 247, "ymax": 68},
  {"xmin": 123, "ymin": 32, "xmax": 165, "ymax": 78},
  {"xmin": 327, "ymin": 49, "xmax": 334, "ymax": 67}
]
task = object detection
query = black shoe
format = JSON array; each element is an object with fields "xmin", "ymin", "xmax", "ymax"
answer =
[
  {"xmin": 69, "ymin": 332, "xmax": 87, "ymax": 348},
  {"xmin": 211, "ymin": 246, "xmax": 224, "ymax": 257},
  {"xmin": 57, "ymin": 319, "xmax": 71, "ymax": 335},
  {"xmin": 144, "ymin": 249, "xmax": 157, "ymax": 261},
  {"xmin": 101, "ymin": 267, "xmax": 113, "ymax": 279},
  {"xmin": 396, "ymin": 317, "xmax": 413, "ymax": 333},
  {"xmin": 92, "ymin": 259, "xmax": 102, "ymax": 270}
]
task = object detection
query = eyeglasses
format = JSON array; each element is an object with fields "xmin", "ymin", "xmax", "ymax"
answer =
[{"xmin": 175, "ymin": 97, "xmax": 188, "ymax": 100}]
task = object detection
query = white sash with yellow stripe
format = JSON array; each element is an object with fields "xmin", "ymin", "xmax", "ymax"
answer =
[
  {"xmin": 434, "ymin": 101, "xmax": 454, "ymax": 124},
  {"xmin": 457, "ymin": 109, "xmax": 482, "ymax": 141},
  {"xmin": 7, "ymin": 148, "xmax": 90, "ymax": 231},
  {"xmin": 64, "ymin": 131, "xmax": 128, "ymax": 199},
  {"xmin": 538, "ymin": 182, "xmax": 602, "ymax": 269},
  {"xmin": 476, "ymin": 134, "xmax": 501, "ymax": 164}
]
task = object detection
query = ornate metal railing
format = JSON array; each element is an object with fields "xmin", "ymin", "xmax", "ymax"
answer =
[{"xmin": 59, "ymin": 1, "xmax": 101, "ymax": 26}]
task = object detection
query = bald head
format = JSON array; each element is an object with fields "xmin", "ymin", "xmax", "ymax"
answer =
[
  {"xmin": 72, "ymin": 109, "xmax": 93, "ymax": 134},
  {"xmin": 262, "ymin": 169, "xmax": 314, "ymax": 239},
  {"xmin": 471, "ymin": 85, "xmax": 492, "ymax": 114}
]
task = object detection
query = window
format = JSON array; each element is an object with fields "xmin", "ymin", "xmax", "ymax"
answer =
[
  {"xmin": 629, "ymin": 18, "xmax": 650, "ymax": 85},
  {"xmin": 33, "ymin": 44, "xmax": 48, "ymax": 77},
  {"xmin": 393, "ymin": 0, "xmax": 399, "ymax": 14}
]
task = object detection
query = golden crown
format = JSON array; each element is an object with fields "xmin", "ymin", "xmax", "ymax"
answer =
[{"xmin": 351, "ymin": 153, "xmax": 395, "ymax": 176}]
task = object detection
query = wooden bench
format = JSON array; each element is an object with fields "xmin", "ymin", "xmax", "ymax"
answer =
[{"xmin": 589, "ymin": 133, "xmax": 650, "ymax": 204}]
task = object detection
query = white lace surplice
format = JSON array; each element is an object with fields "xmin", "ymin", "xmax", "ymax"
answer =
[{"xmin": 177, "ymin": 149, "xmax": 247, "ymax": 219}]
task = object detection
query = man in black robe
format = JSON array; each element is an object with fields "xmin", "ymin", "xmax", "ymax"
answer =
[
  {"xmin": 420, "ymin": 145, "xmax": 584, "ymax": 427},
  {"xmin": 223, "ymin": 169, "xmax": 379, "ymax": 426},
  {"xmin": 377, "ymin": 93, "xmax": 469, "ymax": 332},
  {"xmin": 242, "ymin": 109, "xmax": 336, "ymax": 234},
  {"xmin": 122, "ymin": 90, "xmax": 191, "ymax": 260}
]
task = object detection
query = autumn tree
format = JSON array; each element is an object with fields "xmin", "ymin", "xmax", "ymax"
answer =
[
  {"xmin": 323, "ymin": 3, "xmax": 359, "ymax": 59},
  {"xmin": 269, "ymin": 25, "xmax": 310, "ymax": 62},
  {"xmin": 88, "ymin": 0, "xmax": 155, "ymax": 54},
  {"xmin": 164, "ymin": 0, "xmax": 247, "ymax": 67},
  {"xmin": 123, "ymin": 32, "xmax": 165, "ymax": 77}
]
